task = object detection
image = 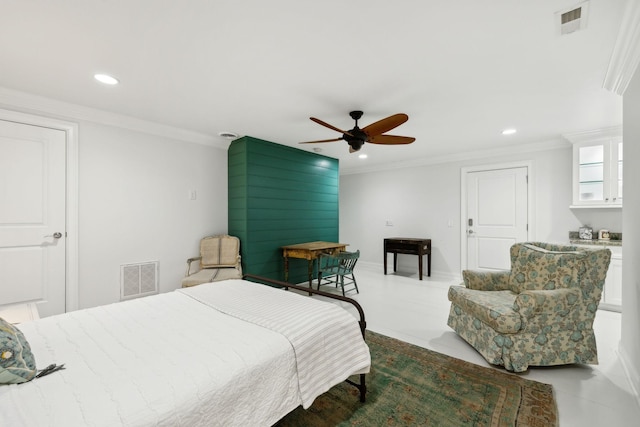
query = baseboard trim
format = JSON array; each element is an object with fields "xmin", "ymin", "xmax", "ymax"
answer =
[
  {"xmin": 618, "ymin": 343, "xmax": 640, "ymax": 409},
  {"xmin": 358, "ymin": 260, "xmax": 461, "ymax": 282}
]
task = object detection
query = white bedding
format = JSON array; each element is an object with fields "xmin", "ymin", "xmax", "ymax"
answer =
[
  {"xmin": 0, "ymin": 280, "xmax": 370, "ymax": 427},
  {"xmin": 179, "ymin": 280, "xmax": 371, "ymax": 408}
]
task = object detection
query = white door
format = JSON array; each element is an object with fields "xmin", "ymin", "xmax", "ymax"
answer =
[
  {"xmin": 465, "ymin": 167, "xmax": 528, "ymax": 271},
  {"xmin": 0, "ymin": 120, "xmax": 67, "ymax": 317}
]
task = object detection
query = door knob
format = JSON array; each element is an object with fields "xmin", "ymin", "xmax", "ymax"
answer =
[
  {"xmin": 44, "ymin": 232, "xmax": 63, "ymax": 239},
  {"xmin": 468, "ymin": 230, "xmax": 474, "ymax": 234}
]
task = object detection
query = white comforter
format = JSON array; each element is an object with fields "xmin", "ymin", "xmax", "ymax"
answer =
[
  {"xmin": 0, "ymin": 280, "xmax": 370, "ymax": 427},
  {"xmin": 179, "ymin": 280, "xmax": 371, "ymax": 408}
]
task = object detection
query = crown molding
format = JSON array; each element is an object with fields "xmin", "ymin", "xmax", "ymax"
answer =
[
  {"xmin": 340, "ymin": 138, "xmax": 569, "ymax": 176},
  {"xmin": 0, "ymin": 86, "xmax": 228, "ymax": 149},
  {"xmin": 562, "ymin": 125, "xmax": 623, "ymax": 144},
  {"xmin": 603, "ymin": 0, "xmax": 640, "ymax": 95}
]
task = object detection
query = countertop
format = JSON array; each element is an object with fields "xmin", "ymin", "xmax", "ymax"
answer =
[
  {"xmin": 569, "ymin": 239, "xmax": 622, "ymax": 247},
  {"xmin": 568, "ymin": 231, "xmax": 622, "ymax": 247}
]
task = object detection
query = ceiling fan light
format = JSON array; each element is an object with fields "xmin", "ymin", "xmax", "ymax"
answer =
[{"xmin": 302, "ymin": 111, "xmax": 415, "ymax": 153}]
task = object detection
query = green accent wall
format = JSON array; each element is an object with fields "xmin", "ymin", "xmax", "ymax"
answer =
[{"xmin": 228, "ymin": 136, "xmax": 339, "ymax": 283}]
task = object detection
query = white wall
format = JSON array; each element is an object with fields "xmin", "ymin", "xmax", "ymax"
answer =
[
  {"xmin": 77, "ymin": 122, "xmax": 228, "ymax": 308},
  {"xmin": 340, "ymin": 145, "xmax": 622, "ymax": 279},
  {"xmin": 1, "ymin": 101, "xmax": 230, "ymax": 311},
  {"xmin": 621, "ymin": 68, "xmax": 640, "ymax": 399}
]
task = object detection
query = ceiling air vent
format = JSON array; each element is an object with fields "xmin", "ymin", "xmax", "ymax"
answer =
[{"xmin": 557, "ymin": 2, "xmax": 589, "ymax": 35}]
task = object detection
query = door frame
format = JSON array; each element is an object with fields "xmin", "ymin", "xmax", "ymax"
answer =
[
  {"xmin": 460, "ymin": 160, "xmax": 534, "ymax": 271},
  {"xmin": 0, "ymin": 109, "xmax": 79, "ymax": 312}
]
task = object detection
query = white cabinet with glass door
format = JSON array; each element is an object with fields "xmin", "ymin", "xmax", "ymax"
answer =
[{"xmin": 566, "ymin": 127, "xmax": 622, "ymax": 208}]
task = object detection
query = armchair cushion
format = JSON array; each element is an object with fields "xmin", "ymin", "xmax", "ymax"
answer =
[
  {"xmin": 201, "ymin": 235, "xmax": 240, "ymax": 268},
  {"xmin": 181, "ymin": 267, "xmax": 243, "ymax": 287},
  {"xmin": 509, "ymin": 244, "xmax": 585, "ymax": 292},
  {"xmin": 513, "ymin": 288, "xmax": 581, "ymax": 320},
  {"xmin": 462, "ymin": 270, "xmax": 511, "ymax": 291},
  {"xmin": 448, "ymin": 287, "xmax": 521, "ymax": 334}
]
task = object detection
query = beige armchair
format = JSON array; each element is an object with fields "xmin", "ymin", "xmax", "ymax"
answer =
[
  {"xmin": 447, "ymin": 242, "xmax": 611, "ymax": 372},
  {"xmin": 181, "ymin": 235, "xmax": 243, "ymax": 287}
]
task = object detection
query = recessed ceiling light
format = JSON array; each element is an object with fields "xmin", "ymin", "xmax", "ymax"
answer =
[
  {"xmin": 358, "ymin": 154, "xmax": 368, "ymax": 159},
  {"xmin": 502, "ymin": 128, "xmax": 517, "ymax": 135},
  {"xmin": 94, "ymin": 74, "xmax": 119, "ymax": 85}
]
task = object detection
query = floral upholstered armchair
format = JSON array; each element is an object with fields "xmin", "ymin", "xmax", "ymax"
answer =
[{"xmin": 447, "ymin": 242, "xmax": 611, "ymax": 372}]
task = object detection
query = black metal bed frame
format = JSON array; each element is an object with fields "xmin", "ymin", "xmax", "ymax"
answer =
[{"xmin": 243, "ymin": 274, "xmax": 367, "ymax": 403}]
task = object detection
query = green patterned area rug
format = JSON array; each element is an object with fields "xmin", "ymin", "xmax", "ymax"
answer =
[{"xmin": 276, "ymin": 331, "xmax": 558, "ymax": 426}]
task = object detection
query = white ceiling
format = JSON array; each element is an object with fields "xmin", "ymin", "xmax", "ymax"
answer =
[{"xmin": 0, "ymin": 0, "xmax": 627, "ymax": 174}]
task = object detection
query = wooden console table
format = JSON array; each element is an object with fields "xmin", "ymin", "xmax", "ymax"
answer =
[
  {"xmin": 282, "ymin": 241, "xmax": 348, "ymax": 289},
  {"xmin": 384, "ymin": 238, "xmax": 431, "ymax": 280}
]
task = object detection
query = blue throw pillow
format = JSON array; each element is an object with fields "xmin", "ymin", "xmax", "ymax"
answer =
[{"xmin": 0, "ymin": 317, "xmax": 37, "ymax": 384}]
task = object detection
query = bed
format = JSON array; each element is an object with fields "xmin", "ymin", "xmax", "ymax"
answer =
[{"xmin": 0, "ymin": 276, "xmax": 370, "ymax": 426}]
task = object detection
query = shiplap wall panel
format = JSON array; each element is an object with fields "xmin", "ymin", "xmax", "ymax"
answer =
[{"xmin": 228, "ymin": 136, "xmax": 339, "ymax": 283}]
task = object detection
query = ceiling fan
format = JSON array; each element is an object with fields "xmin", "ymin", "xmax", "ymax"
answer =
[{"xmin": 299, "ymin": 110, "xmax": 416, "ymax": 153}]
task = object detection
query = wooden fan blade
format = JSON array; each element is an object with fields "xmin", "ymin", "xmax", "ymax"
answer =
[
  {"xmin": 310, "ymin": 117, "xmax": 353, "ymax": 137},
  {"xmin": 362, "ymin": 113, "xmax": 408, "ymax": 137},
  {"xmin": 299, "ymin": 137, "xmax": 343, "ymax": 144},
  {"xmin": 367, "ymin": 135, "xmax": 415, "ymax": 145}
]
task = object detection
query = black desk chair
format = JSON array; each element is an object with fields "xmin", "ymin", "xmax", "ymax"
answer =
[{"xmin": 317, "ymin": 250, "xmax": 360, "ymax": 296}]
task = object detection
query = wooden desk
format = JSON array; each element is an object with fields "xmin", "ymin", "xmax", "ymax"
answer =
[
  {"xmin": 384, "ymin": 238, "xmax": 431, "ymax": 280},
  {"xmin": 282, "ymin": 241, "xmax": 348, "ymax": 289}
]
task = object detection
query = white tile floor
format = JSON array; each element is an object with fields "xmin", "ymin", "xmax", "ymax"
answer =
[{"xmin": 310, "ymin": 263, "xmax": 640, "ymax": 427}]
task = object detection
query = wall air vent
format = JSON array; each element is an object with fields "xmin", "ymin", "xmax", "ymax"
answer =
[
  {"xmin": 557, "ymin": 2, "xmax": 589, "ymax": 35},
  {"xmin": 120, "ymin": 261, "xmax": 159, "ymax": 301}
]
